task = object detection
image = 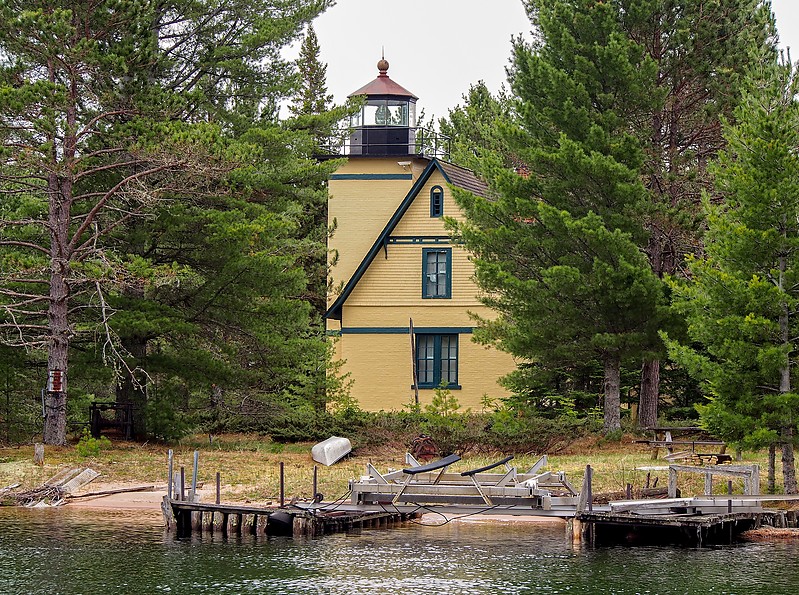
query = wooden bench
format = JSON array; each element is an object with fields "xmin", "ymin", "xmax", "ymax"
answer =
[{"xmin": 635, "ymin": 426, "xmax": 725, "ymax": 460}]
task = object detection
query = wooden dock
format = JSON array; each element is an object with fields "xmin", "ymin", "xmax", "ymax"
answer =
[
  {"xmin": 162, "ymin": 497, "xmax": 416, "ymax": 538},
  {"xmin": 161, "ymin": 451, "xmax": 798, "ymax": 546},
  {"xmin": 575, "ymin": 510, "xmax": 762, "ymax": 546}
]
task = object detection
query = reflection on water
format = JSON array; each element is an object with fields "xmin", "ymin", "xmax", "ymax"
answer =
[{"xmin": 1, "ymin": 507, "xmax": 798, "ymax": 594}]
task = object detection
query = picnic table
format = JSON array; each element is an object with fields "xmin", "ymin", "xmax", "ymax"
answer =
[{"xmin": 634, "ymin": 426, "xmax": 728, "ymax": 463}]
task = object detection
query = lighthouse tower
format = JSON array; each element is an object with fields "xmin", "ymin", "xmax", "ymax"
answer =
[{"xmin": 325, "ymin": 58, "xmax": 513, "ymax": 411}]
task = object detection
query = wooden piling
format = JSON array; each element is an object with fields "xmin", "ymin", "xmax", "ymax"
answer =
[
  {"xmin": 190, "ymin": 450, "xmax": 199, "ymax": 502},
  {"xmin": 167, "ymin": 450, "xmax": 174, "ymax": 500},
  {"xmin": 279, "ymin": 462, "xmax": 285, "ymax": 508},
  {"xmin": 34, "ymin": 443, "xmax": 44, "ymax": 466}
]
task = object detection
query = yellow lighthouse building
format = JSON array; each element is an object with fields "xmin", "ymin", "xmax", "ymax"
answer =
[{"xmin": 325, "ymin": 59, "xmax": 515, "ymax": 411}]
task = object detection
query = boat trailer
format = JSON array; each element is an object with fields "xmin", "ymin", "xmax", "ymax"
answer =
[{"xmin": 349, "ymin": 454, "xmax": 579, "ymax": 509}]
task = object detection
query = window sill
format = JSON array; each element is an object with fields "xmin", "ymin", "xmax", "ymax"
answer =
[{"xmin": 412, "ymin": 385, "xmax": 462, "ymax": 390}]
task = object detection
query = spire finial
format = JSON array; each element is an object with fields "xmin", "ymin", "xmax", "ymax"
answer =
[{"xmin": 377, "ymin": 49, "xmax": 389, "ymax": 76}]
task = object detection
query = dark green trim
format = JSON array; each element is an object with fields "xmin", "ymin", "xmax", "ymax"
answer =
[
  {"xmin": 422, "ymin": 247, "xmax": 452, "ymax": 299},
  {"xmin": 388, "ymin": 235, "xmax": 450, "ymax": 244},
  {"xmin": 330, "ymin": 173, "xmax": 413, "ymax": 180},
  {"xmin": 343, "ymin": 327, "xmax": 408, "ymax": 334},
  {"xmin": 326, "ymin": 158, "xmax": 451, "ymax": 320},
  {"xmin": 340, "ymin": 327, "xmax": 473, "ymax": 334},
  {"xmin": 412, "ymin": 384, "xmax": 462, "ymax": 390}
]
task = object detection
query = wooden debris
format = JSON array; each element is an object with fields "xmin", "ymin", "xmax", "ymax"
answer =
[
  {"xmin": 8, "ymin": 467, "xmax": 100, "ymax": 507},
  {"xmin": 60, "ymin": 469, "xmax": 100, "ymax": 494},
  {"xmin": 67, "ymin": 485, "xmax": 158, "ymax": 500}
]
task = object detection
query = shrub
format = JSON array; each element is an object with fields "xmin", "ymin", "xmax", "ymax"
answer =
[{"xmin": 76, "ymin": 429, "xmax": 111, "ymax": 458}]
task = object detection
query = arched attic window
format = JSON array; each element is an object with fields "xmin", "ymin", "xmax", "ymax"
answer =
[{"xmin": 430, "ymin": 185, "xmax": 444, "ymax": 218}]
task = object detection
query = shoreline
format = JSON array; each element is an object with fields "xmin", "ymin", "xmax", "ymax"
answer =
[{"xmin": 63, "ymin": 482, "xmax": 568, "ymax": 527}]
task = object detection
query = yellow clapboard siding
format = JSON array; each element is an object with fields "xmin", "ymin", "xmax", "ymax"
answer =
[
  {"xmin": 347, "ymin": 244, "xmax": 481, "ymax": 306},
  {"xmin": 336, "ymin": 331, "xmax": 514, "ymax": 411},
  {"xmin": 393, "ymin": 176, "xmax": 467, "ymax": 237},
  {"xmin": 341, "ymin": 304, "xmax": 488, "ymax": 328},
  {"xmin": 326, "ymin": 155, "xmax": 515, "ymax": 411},
  {"xmin": 328, "ymin": 158, "xmax": 427, "ymax": 289}
]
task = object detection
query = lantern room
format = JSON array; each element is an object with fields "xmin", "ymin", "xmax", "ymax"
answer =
[{"xmin": 347, "ymin": 57, "xmax": 418, "ymax": 156}]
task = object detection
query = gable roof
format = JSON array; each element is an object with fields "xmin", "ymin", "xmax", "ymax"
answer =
[{"xmin": 325, "ymin": 158, "xmax": 487, "ymax": 321}]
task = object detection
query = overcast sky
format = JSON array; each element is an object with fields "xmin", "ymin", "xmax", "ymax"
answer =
[{"xmin": 311, "ymin": 0, "xmax": 799, "ymax": 121}]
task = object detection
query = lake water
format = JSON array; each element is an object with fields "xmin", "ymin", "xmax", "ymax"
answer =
[{"xmin": 1, "ymin": 507, "xmax": 798, "ymax": 594}]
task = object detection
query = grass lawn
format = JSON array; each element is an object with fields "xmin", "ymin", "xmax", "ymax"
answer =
[{"xmin": 0, "ymin": 433, "xmax": 782, "ymax": 504}]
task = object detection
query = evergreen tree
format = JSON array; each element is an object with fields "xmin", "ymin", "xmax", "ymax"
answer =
[
  {"xmin": 621, "ymin": 0, "xmax": 776, "ymax": 427},
  {"xmin": 443, "ymin": 1, "xmax": 776, "ymax": 427},
  {"xmin": 0, "ymin": 0, "xmax": 332, "ymax": 444},
  {"xmin": 290, "ymin": 24, "xmax": 333, "ymax": 118},
  {"xmin": 452, "ymin": 0, "xmax": 664, "ymax": 432},
  {"xmin": 666, "ymin": 60, "xmax": 799, "ymax": 493},
  {"xmin": 439, "ymin": 81, "xmax": 515, "ymax": 173}
]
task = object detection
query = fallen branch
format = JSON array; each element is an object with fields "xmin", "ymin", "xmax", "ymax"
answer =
[{"xmin": 67, "ymin": 485, "xmax": 159, "ymax": 499}]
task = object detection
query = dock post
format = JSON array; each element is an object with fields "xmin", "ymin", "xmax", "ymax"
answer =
[
  {"xmin": 728, "ymin": 480, "xmax": 733, "ymax": 513},
  {"xmin": 571, "ymin": 518, "xmax": 581, "ymax": 542},
  {"xmin": 586, "ymin": 465, "xmax": 593, "ymax": 512},
  {"xmin": 191, "ymin": 450, "xmax": 199, "ymax": 502},
  {"xmin": 668, "ymin": 467, "xmax": 677, "ymax": 498},
  {"xmin": 280, "ymin": 462, "xmax": 285, "ymax": 508},
  {"xmin": 704, "ymin": 471, "xmax": 713, "ymax": 495},
  {"xmin": 216, "ymin": 472, "xmax": 221, "ymax": 504},
  {"xmin": 34, "ymin": 443, "xmax": 44, "ymax": 466},
  {"xmin": 167, "ymin": 449, "xmax": 174, "ymax": 500},
  {"xmin": 576, "ymin": 465, "xmax": 592, "ymax": 513},
  {"xmin": 180, "ymin": 466, "xmax": 185, "ymax": 501},
  {"xmin": 313, "ymin": 465, "xmax": 318, "ymax": 501}
]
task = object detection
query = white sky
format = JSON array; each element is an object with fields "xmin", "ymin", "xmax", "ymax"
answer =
[{"xmin": 312, "ymin": 0, "xmax": 799, "ymax": 121}]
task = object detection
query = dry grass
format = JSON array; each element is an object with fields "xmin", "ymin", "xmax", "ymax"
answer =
[{"xmin": 0, "ymin": 433, "xmax": 784, "ymax": 504}]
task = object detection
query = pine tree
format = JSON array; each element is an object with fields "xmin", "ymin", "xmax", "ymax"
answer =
[
  {"xmin": 439, "ymin": 81, "xmax": 515, "ymax": 173},
  {"xmin": 453, "ymin": 0, "xmax": 665, "ymax": 432},
  {"xmin": 621, "ymin": 0, "xmax": 777, "ymax": 427},
  {"xmin": 444, "ymin": 1, "xmax": 777, "ymax": 427},
  {"xmin": 291, "ymin": 24, "xmax": 333, "ymax": 118},
  {"xmin": 666, "ymin": 59, "xmax": 799, "ymax": 493},
  {"xmin": 0, "ymin": 0, "xmax": 333, "ymax": 444}
]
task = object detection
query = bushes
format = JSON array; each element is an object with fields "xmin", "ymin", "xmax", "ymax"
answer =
[{"xmin": 485, "ymin": 409, "xmax": 599, "ymax": 453}]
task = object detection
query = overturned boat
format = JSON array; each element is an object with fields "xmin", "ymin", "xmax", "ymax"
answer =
[{"xmin": 312, "ymin": 436, "xmax": 352, "ymax": 466}]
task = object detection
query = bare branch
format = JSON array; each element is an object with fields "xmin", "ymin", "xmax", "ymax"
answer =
[
  {"xmin": 0, "ymin": 240, "xmax": 50, "ymax": 254},
  {"xmin": 75, "ymin": 109, "xmax": 137, "ymax": 141},
  {"xmin": 68, "ymin": 162, "xmax": 175, "ymax": 252}
]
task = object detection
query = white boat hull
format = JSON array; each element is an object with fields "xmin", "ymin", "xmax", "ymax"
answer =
[{"xmin": 312, "ymin": 436, "xmax": 352, "ymax": 466}]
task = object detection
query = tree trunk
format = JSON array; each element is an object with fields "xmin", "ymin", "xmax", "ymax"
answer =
[
  {"xmin": 638, "ymin": 359, "xmax": 659, "ymax": 428},
  {"xmin": 115, "ymin": 335, "xmax": 148, "ymax": 439},
  {"xmin": 43, "ymin": 57, "xmax": 77, "ymax": 446},
  {"xmin": 782, "ymin": 426, "xmax": 798, "ymax": 495},
  {"xmin": 603, "ymin": 353, "xmax": 621, "ymax": 434},
  {"xmin": 768, "ymin": 443, "xmax": 776, "ymax": 494},
  {"xmin": 43, "ymin": 173, "xmax": 72, "ymax": 446}
]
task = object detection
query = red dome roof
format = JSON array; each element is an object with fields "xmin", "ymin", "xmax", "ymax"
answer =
[{"xmin": 348, "ymin": 58, "xmax": 418, "ymax": 100}]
